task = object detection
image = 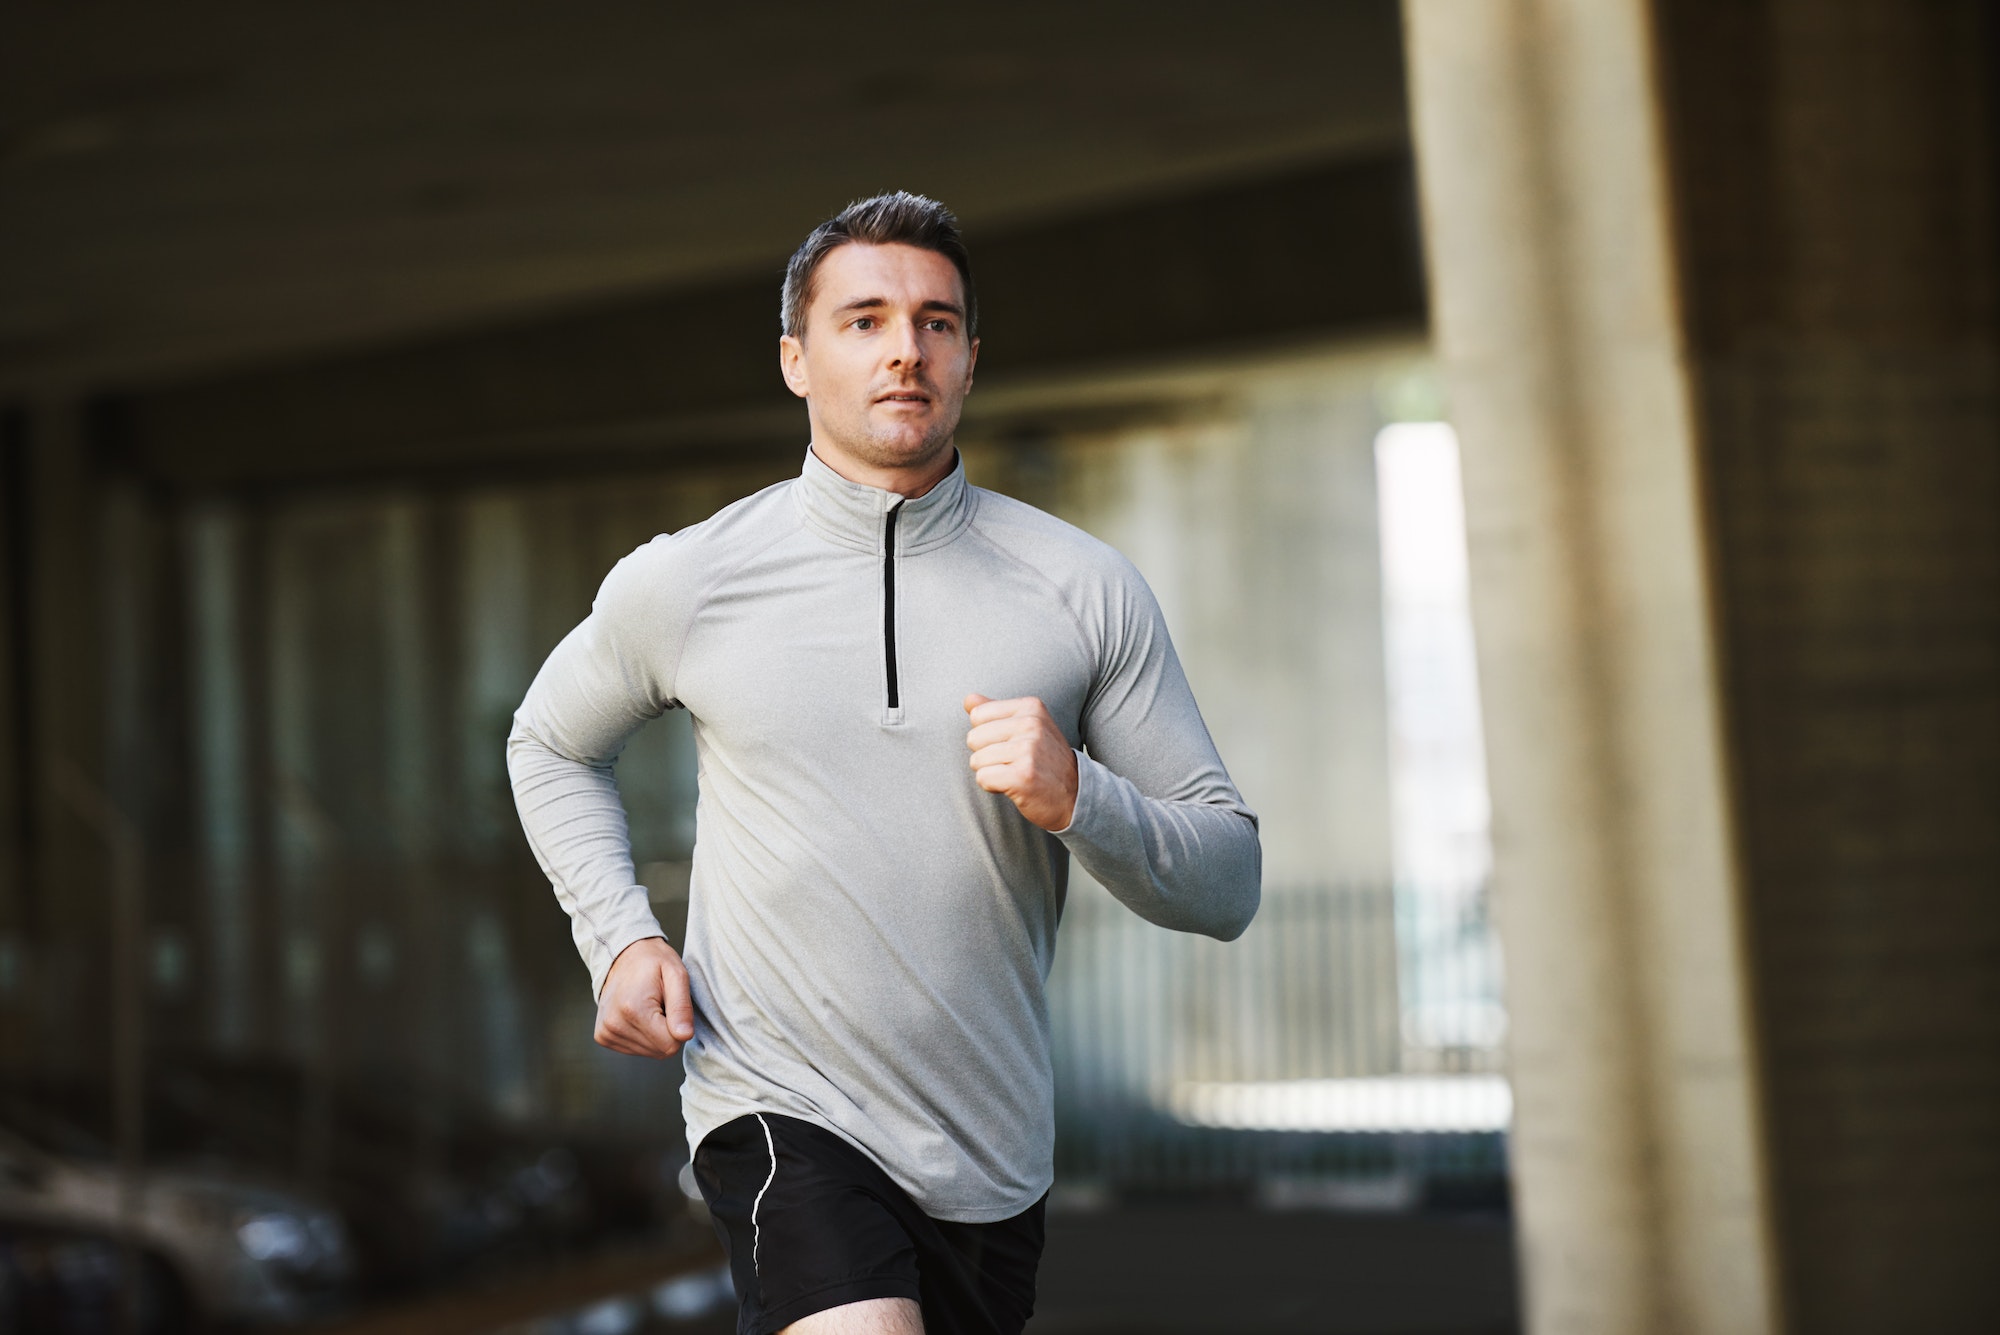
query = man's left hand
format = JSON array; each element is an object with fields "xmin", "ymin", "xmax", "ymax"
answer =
[{"xmin": 964, "ymin": 694, "xmax": 1079, "ymax": 832}]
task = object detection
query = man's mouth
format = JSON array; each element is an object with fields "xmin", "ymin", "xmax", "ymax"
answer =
[{"xmin": 875, "ymin": 390, "xmax": 932, "ymax": 405}]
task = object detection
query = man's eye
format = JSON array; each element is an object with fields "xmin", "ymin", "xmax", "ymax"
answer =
[
  {"xmin": 925, "ymin": 319, "xmax": 952, "ymax": 333},
  {"xmin": 853, "ymin": 317, "xmax": 876, "ymax": 331}
]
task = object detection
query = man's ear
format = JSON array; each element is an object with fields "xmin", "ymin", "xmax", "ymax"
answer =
[
  {"xmin": 964, "ymin": 335, "xmax": 980, "ymax": 390},
  {"xmin": 779, "ymin": 333, "xmax": 810, "ymax": 400}
]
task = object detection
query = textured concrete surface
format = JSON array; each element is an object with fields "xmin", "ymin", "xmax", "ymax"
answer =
[{"xmin": 1403, "ymin": 3, "xmax": 1779, "ymax": 1330}]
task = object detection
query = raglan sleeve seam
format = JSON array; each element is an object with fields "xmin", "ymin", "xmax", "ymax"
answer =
[
  {"xmin": 662, "ymin": 517, "xmax": 802, "ymax": 699},
  {"xmin": 965, "ymin": 514, "xmax": 1101, "ymax": 690}
]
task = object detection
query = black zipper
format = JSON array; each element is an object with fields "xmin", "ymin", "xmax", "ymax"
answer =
[{"xmin": 882, "ymin": 498, "xmax": 905, "ymax": 710}]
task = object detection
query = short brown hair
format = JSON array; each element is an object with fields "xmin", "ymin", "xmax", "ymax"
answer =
[{"xmin": 781, "ymin": 191, "xmax": 977, "ymax": 341}]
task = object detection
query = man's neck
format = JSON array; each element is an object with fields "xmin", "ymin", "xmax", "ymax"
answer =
[{"xmin": 808, "ymin": 440, "xmax": 957, "ymax": 499}]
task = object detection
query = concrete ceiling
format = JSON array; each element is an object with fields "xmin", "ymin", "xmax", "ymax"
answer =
[{"xmin": 0, "ymin": 2, "xmax": 1409, "ymax": 395}]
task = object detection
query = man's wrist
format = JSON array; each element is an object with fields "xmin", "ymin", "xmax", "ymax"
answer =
[
  {"xmin": 1049, "ymin": 748, "xmax": 1086, "ymax": 836},
  {"xmin": 612, "ymin": 933, "xmax": 670, "ymax": 964},
  {"xmin": 594, "ymin": 929, "xmax": 671, "ymax": 1004}
]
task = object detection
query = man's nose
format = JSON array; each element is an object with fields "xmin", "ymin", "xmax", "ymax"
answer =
[{"xmin": 885, "ymin": 318, "xmax": 924, "ymax": 369}]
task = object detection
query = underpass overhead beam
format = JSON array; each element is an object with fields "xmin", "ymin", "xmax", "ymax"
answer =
[{"xmin": 113, "ymin": 158, "xmax": 1427, "ymax": 490}]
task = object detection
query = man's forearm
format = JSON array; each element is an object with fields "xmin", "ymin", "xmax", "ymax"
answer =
[
  {"xmin": 1055, "ymin": 750, "xmax": 1262, "ymax": 940},
  {"xmin": 506, "ymin": 720, "xmax": 667, "ymax": 1002}
]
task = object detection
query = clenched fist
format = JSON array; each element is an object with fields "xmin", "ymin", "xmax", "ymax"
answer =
[
  {"xmin": 596, "ymin": 936, "xmax": 696, "ymax": 1059},
  {"xmin": 964, "ymin": 694, "xmax": 1080, "ymax": 832}
]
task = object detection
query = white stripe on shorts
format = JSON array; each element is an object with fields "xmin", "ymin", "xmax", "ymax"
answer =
[{"xmin": 750, "ymin": 1113, "xmax": 778, "ymax": 1279}]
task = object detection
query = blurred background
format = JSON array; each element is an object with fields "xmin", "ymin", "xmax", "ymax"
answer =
[{"xmin": 0, "ymin": 3, "xmax": 1993, "ymax": 1333}]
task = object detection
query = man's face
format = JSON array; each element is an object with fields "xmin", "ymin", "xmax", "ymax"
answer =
[{"xmin": 779, "ymin": 242, "xmax": 979, "ymax": 478}]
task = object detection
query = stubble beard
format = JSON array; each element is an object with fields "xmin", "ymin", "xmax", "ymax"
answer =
[{"xmin": 830, "ymin": 398, "xmax": 962, "ymax": 475}]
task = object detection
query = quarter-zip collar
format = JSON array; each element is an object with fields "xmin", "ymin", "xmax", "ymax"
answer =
[{"xmin": 796, "ymin": 444, "xmax": 977, "ymax": 556}]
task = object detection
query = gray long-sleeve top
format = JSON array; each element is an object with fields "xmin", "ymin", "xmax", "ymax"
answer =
[{"xmin": 507, "ymin": 446, "xmax": 1260, "ymax": 1222}]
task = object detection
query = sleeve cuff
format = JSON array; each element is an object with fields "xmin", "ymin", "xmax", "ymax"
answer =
[
  {"xmin": 1048, "ymin": 748, "xmax": 1099, "ymax": 839},
  {"xmin": 588, "ymin": 915, "xmax": 670, "ymax": 1004}
]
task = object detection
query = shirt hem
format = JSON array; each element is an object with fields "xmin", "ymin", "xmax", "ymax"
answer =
[{"xmin": 684, "ymin": 1094, "xmax": 1053, "ymax": 1225}]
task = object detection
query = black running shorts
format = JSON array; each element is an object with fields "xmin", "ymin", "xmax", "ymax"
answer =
[{"xmin": 691, "ymin": 1112, "xmax": 1047, "ymax": 1335}]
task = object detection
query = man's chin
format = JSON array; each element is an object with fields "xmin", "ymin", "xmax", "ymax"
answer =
[{"xmin": 845, "ymin": 424, "xmax": 958, "ymax": 470}]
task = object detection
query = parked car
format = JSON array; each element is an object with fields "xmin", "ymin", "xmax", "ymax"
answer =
[
  {"xmin": 3, "ymin": 1058, "xmax": 700, "ymax": 1315},
  {"xmin": 0, "ymin": 1108, "xmax": 355, "ymax": 1327},
  {"xmin": 148, "ymin": 1058, "xmax": 603, "ymax": 1282}
]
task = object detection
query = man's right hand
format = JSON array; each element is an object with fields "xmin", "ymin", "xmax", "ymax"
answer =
[{"xmin": 595, "ymin": 936, "xmax": 696, "ymax": 1059}]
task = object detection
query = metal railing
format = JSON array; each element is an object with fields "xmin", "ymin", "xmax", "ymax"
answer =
[{"xmin": 1048, "ymin": 881, "xmax": 1509, "ymax": 1201}]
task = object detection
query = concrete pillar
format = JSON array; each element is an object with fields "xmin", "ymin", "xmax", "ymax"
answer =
[
  {"xmin": 1654, "ymin": 5, "xmax": 2000, "ymax": 1330},
  {"xmin": 1401, "ymin": 4, "xmax": 1780, "ymax": 1333}
]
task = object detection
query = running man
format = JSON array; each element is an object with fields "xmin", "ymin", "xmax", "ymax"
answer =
[{"xmin": 508, "ymin": 192, "xmax": 1261, "ymax": 1335}]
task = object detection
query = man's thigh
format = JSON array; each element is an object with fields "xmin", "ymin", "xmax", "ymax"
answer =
[{"xmin": 781, "ymin": 1296, "xmax": 924, "ymax": 1334}]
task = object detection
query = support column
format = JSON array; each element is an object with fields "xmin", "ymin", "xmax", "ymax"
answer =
[
  {"xmin": 1654, "ymin": 5, "xmax": 2000, "ymax": 1330},
  {"xmin": 1401, "ymin": 4, "xmax": 1779, "ymax": 1333}
]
